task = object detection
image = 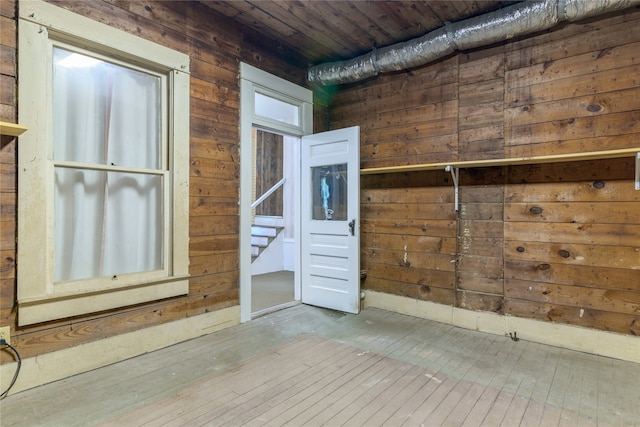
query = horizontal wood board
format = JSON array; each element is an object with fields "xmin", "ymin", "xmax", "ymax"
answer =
[
  {"xmin": 0, "ymin": 0, "xmax": 315, "ymax": 364},
  {"xmin": 335, "ymin": 8, "xmax": 640, "ymax": 336},
  {"xmin": 2, "ymin": 305, "xmax": 639, "ymax": 426},
  {"xmin": 3, "ymin": 0, "xmax": 640, "ymax": 372},
  {"xmin": 199, "ymin": 0, "xmax": 512, "ymax": 64}
]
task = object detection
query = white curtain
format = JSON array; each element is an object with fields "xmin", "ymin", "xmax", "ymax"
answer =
[{"xmin": 53, "ymin": 48, "xmax": 163, "ymax": 283}]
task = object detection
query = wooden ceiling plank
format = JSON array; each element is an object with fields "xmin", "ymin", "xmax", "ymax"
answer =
[
  {"xmin": 426, "ymin": 1, "xmax": 472, "ymax": 23},
  {"xmin": 225, "ymin": 0, "xmax": 298, "ymax": 37},
  {"xmin": 318, "ymin": 1, "xmax": 393, "ymax": 53},
  {"xmin": 266, "ymin": 0, "xmax": 360, "ymax": 58},
  {"xmin": 198, "ymin": 0, "xmax": 527, "ymax": 65},
  {"xmin": 344, "ymin": 1, "xmax": 400, "ymax": 42},
  {"xmin": 202, "ymin": 0, "xmax": 335, "ymax": 62},
  {"xmin": 296, "ymin": 1, "xmax": 381, "ymax": 56},
  {"xmin": 427, "ymin": 0, "xmax": 519, "ymax": 24},
  {"xmin": 333, "ymin": 1, "xmax": 395, "ymax": 41},
  {"xmin": 246, "ymin": 0, "xmax": 353, "ymax": 61},
  {"xmin": 199, "ymin": 0, "xmax": 245, "ymax": 19},
  {"xmin": 371, "ymin": 1, "xmax": 429, "ymax": 41},
  {"xmin": 383, "ymin": 1, "xmax": 446, "ymax": 39}
]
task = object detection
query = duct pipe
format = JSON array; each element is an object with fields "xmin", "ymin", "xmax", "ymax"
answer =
[{"xmin": 308, "ymin": 0, "xmax": 639, "ymax": 85}]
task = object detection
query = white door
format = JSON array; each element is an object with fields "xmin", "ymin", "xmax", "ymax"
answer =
[{"xmin": 301, "ymin": 126, "xmax": 360, "ymax": 314}]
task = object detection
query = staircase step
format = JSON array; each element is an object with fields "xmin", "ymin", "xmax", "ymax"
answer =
[
  {"xmin": 253, "ymin": 216, "xmax": 284, "ymax": 227},
  {"xmin": 251, "ymin": 225, "xmax": 278, "ymax": 237},
  {"xmin": 250, "ymin": 222, "xmax": 284, "ymax": 263},
  {"xmin": 251, "ymin": 235, "xmax": 269, "ymax": 247}
]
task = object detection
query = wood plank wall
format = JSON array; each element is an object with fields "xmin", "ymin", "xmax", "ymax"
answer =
[
  {"xmin": 0, "ymin": 0, "xmax": 320, "ymax": 364},
  {"xmin": 0, "ymin": 0, "xmax": 18, "ymax": 362},
  {"xmin": 255, "ymin": 131, "xmax": 284, "ymax": 217},
  {"xmin": 331, "ymin": 8, "xmax": 640, "ymax": 336}
]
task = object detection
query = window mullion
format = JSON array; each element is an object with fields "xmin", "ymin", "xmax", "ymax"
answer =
[{"xmin": 53, "ymin": 160, "xmax": 165, "ymax": 176}]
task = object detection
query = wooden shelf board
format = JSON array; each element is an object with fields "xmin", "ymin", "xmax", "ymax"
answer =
[
  {"xmin": 0, "ymin": 121, "xmax": 28, "ymax": 137},
  {"xmin": 360, "ymin": 148, "xmax": 640, "ymax": 175}
]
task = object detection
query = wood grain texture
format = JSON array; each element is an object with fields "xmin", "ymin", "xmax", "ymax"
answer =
[
  {"xmin": 4, "ymin": 305, "xmax": 638, "ymax": 426},
  {"xmin": 3, "ymin": 0, "xmax": 640, "ymax": 371},
  {"xmin": 0, "ymin": 3, "xmax": 16, "ymax": 352},
  {"xmin": 254, "ymin": 130, "xmax": 283, "ymax": 216},
  {"xmin": 0, "ymin": 121, "xmax": 25, "ymax": 136},
  {"xmin": 361, "ymin": 181, "xmax": 458, "ymax": 307},
  {"xmin": 196, "ymin": 0, "xmax": 512, "ymax": 65},
  {"xmin": 0, "ymin": 0, "xmax": 309, "ymax": 363},
  {"xmin": 345, "ymin": 9, "xmax": 640, "ymax": 335}
]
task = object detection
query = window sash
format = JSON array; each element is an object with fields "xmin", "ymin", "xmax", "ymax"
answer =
[
  {"xmin": 51, "ymin": 42, "xmax": 168, "ymax": 170},
  {"xmin": 54, "ymin": 168, "xmax": 166, "ymax": 283},
  {"xmin": 17, "ymin": 0, "xmax": 190, "ymax": 326},
  {"xmin": 51, "ymin": 42, "xmax": 170, "ymax": 285}
]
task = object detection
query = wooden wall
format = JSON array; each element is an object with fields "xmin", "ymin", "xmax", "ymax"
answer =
[
  {"xmin": 0, "ymin": 0, "xmax": 318, "ymax": 364},
  {"xmin": 2, "ymin": 0, "xmax": 638, "ymax": 371},
  {"xmin": 1, "ymin": 0, "xmax": 19, "ymax": 362},
  {"xmin": 255, "ymin": 130, "xmax": 284, "ymax": 217},
  {"xmin": 331, "ymin": 8, "xmax": 640, "ymax": 336}
]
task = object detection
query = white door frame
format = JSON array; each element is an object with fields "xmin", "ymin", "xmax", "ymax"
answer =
[{"xmin": 239, "ymin": 63, "xmax": 313, "ymax": 323}]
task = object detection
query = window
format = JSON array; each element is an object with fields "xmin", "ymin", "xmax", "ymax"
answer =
[
  {"xmin": 254, "ymin": 92, "xmax": 300, "ymax": 126},
  {"xmin": 17, "ymin": 1, "xmax": 190, "ymax": 325}
]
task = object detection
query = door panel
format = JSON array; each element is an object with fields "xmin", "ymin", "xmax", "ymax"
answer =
[{"xmin": 301, "ymin": 126, "xmax": 360, "ymax": 314}]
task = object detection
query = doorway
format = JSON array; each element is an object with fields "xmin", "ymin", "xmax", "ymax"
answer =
[
  {"xmin": 239, "ymin": 63, "xmax": 313, "ymax": 323},
  {"xmin": 250, "ymin": 128, "xmax": 298, "ymax": 316},
  {"xmin": 240, "ymin": 65, "xmax": 361, "ymax": 321}
]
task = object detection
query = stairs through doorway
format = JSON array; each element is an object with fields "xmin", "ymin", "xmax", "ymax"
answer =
[{"xmin": 251, "ymin": 221, "xmax": 283, "ymax": 262}]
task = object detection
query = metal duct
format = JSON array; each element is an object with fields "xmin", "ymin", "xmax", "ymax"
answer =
[{"xmin": 308, "ymin": 0, "xmax": 639, "ymax": 85}]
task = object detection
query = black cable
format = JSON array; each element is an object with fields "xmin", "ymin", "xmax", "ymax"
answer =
[{"xmin": 0, "ymin": 340, "xmax": 22, "ymax": 399}]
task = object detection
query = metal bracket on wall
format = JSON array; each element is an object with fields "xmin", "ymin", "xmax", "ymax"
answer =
[
  {"xmin": 445, "ymin": 165, "xmax": 460, "ymax": 211},
  {"xmin": 636, "ymin": 151, "xmax": 640, "ymax": 190}
]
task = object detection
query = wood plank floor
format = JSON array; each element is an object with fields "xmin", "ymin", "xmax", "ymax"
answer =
[
  {"xmin": 252, "ymin": 271, "xmax": 295, "ymax": 314},
  {"xmin": 1, "ymin": 305, "xmax": 639, "ymax": 426}
]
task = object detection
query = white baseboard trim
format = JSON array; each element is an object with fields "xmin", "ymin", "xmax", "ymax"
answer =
[
  {"xmin": 363, "ymin": 290, "xmax": 640, "ymax": 363},
  {"xmin": 1, "ymin": 305, "xmax": 240, "ymax": 396}
]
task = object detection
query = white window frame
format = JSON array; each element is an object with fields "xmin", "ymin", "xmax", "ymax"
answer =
[{"xmin": 17, "ymin": 0, "xmax": 190, "ymax": 326}]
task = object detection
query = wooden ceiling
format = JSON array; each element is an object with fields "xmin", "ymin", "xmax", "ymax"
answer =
[{"xmin": 200, "ymin": 1, "xmax": 523, "ymax": 65}]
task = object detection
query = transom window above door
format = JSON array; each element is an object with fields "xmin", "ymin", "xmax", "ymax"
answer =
[{"xmin": 254, "ymin": 92, "xmax": 300, "ymax": 126}]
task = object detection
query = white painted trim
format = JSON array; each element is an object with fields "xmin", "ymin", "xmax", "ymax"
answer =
[
  {"xmin": 240, "ymin": 63, "xmax": 313, "ymax": 104},
  {"xmin": 239, "ymin": 77, "xmax": 254, "ymax": 323},
  {"xmin": 363, "ymin": 290, "xmax": 640, "ymax": 363},
  {"xmin": 296, "ymin": 96, "xmax": 312, "ymax": 305},
  {"xmin": 20, "ymin": 0, "xmax": 189, "ymax": 71},
  {"xmin": 17, "ymin": 2, "xmax": 190, "ymax": 325},
  {"xmin": 19, "ymin": 280, "xmax": 189, "ymax": 325},
  {"xmin": 239, "ymin": 63, "xmax": 312, "ymax": 323},
  {"xmin": 0, "ymin": 306, "xmax": 240, "ymax": 396}
]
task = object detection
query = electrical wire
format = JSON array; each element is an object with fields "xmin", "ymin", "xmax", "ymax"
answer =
[{"xmin": 0, "ymin": 341, "xmax": 22, "ymax": 399}]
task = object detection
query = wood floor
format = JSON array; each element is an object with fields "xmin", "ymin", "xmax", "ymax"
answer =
[
  {"xmin": 252, "ymin": 271, "xmax": 295, "ymax": 314},
  {"xmin": 1, "ymin": 305, "xmax": 639, "ymax": 426}
]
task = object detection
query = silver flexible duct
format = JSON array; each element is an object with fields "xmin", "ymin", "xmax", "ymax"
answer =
[{"xmin": 308, "ymin": 0, "xmax": 639, "ymax": 85}]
